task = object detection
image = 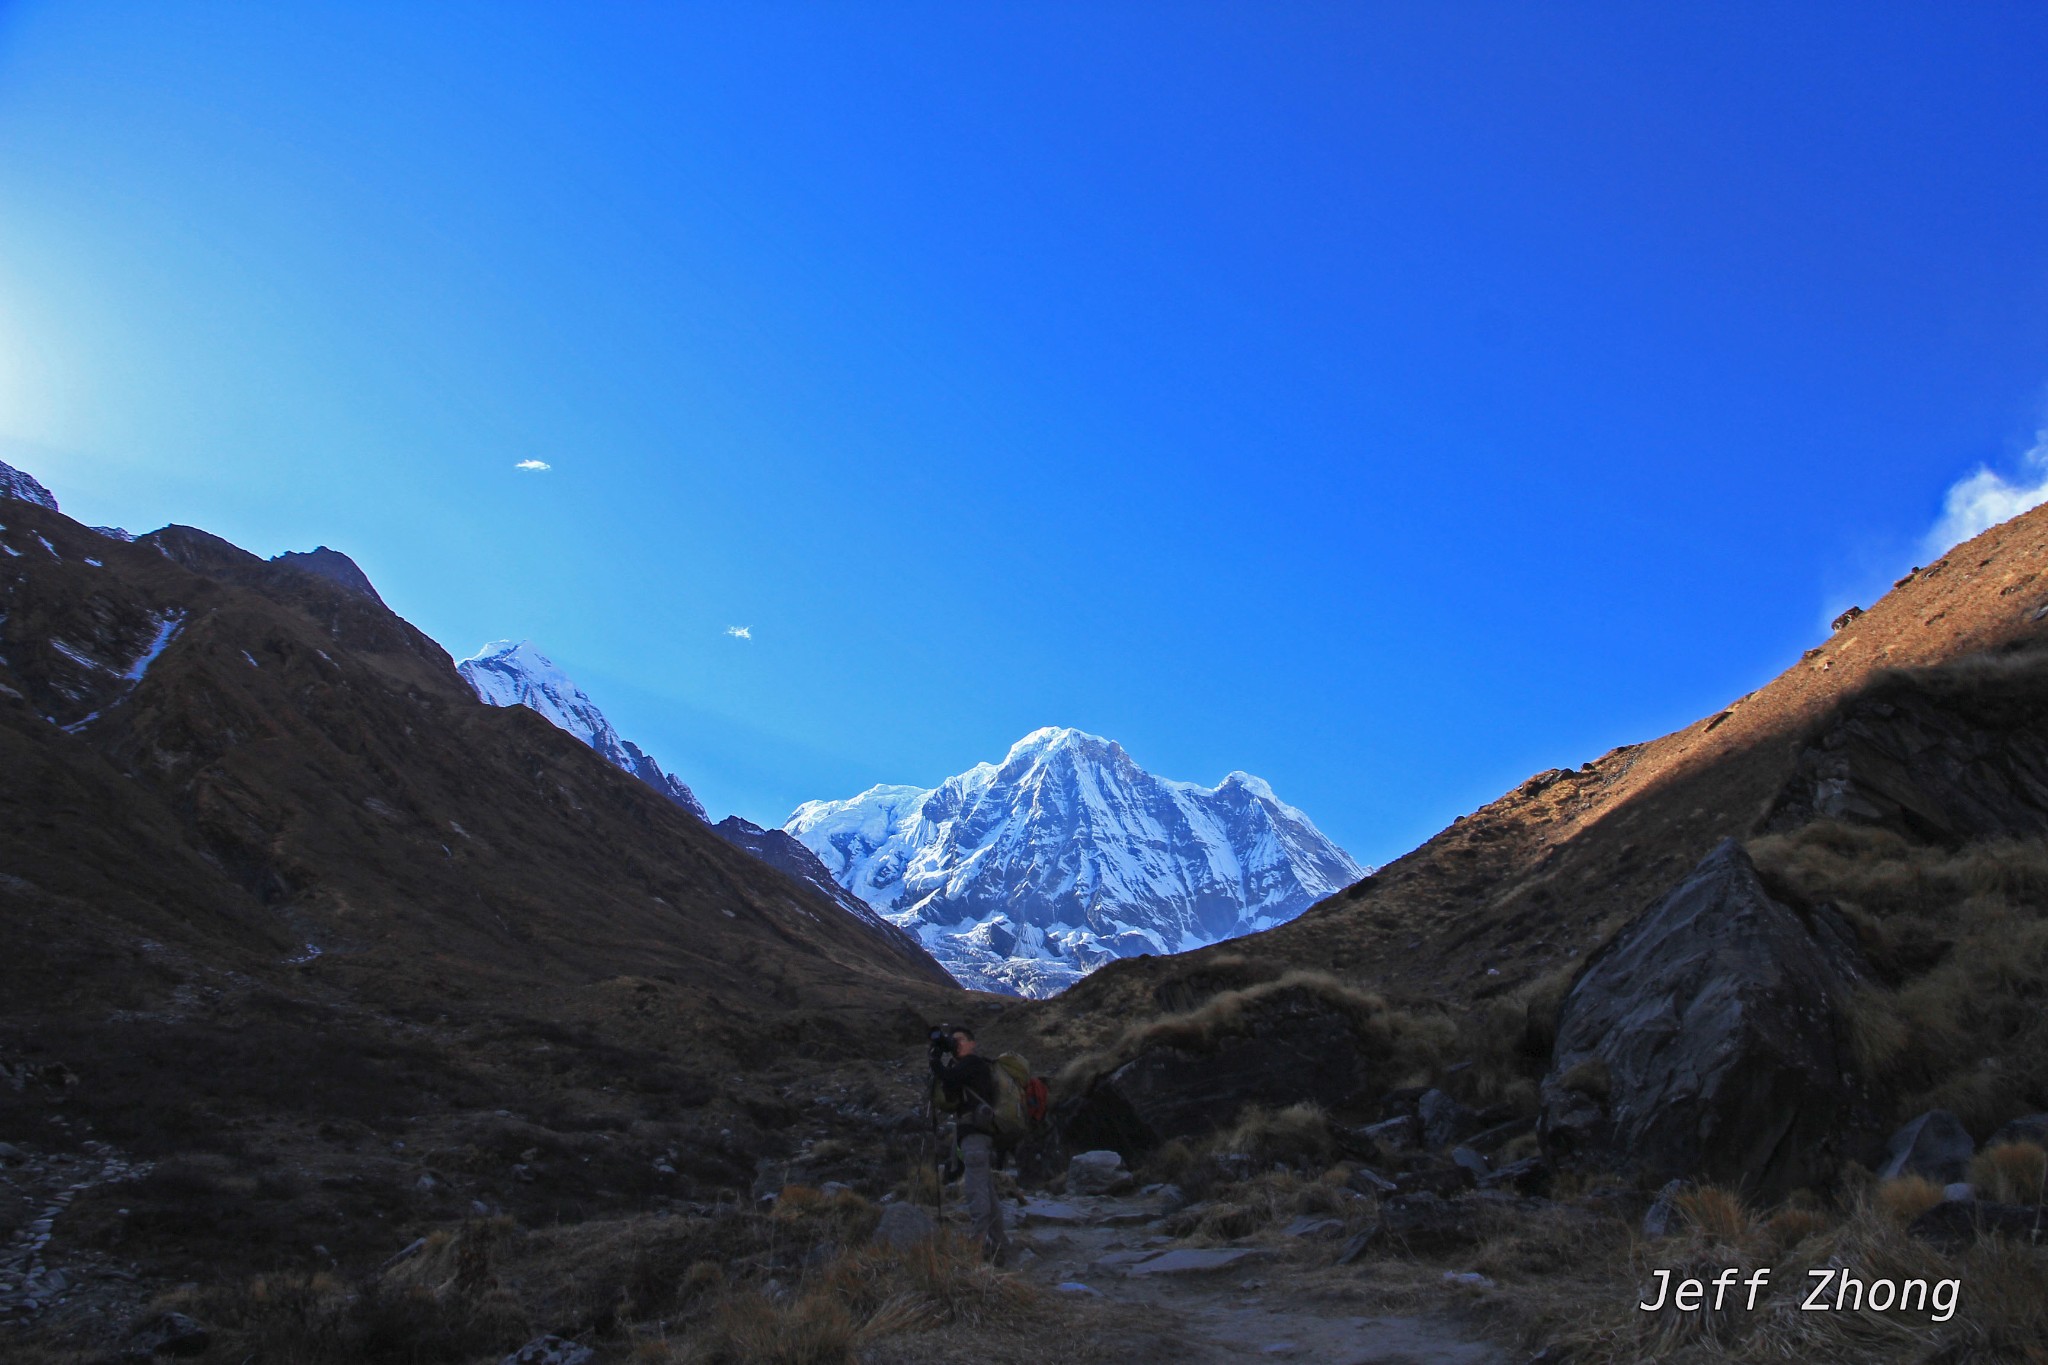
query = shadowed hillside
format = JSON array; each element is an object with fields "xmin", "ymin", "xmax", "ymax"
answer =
[{"xmin": 0, "ymin": 493, "xmax": 965, "ymax": 1328}]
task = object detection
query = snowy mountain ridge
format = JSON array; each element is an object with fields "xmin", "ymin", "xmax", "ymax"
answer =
[
  {"xmin": 785, "ymin": 726, "xmax": 1366, "ymax": 997},
  {"xmin": 457, "ymin": 640, "xmax": 708, "ymax": 819}
]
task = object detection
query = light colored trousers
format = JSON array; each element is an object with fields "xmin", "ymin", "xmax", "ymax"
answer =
[{"xmin": 960, "ymin": 1133, "xmax": 1008, "ymax": 1263}]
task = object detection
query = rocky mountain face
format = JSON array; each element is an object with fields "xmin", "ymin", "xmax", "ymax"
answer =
[
  {"xmin": 0, "ymin": 464, "xmax": 968, "ymax": 1330},
  {"xmin": 457, "ymin": 639, "xmax": 708, "ymax": 819},
  {"xmin": 0, "ymin": 466, "xmax": 960, "ymax": 1158},
  {"xmin": 0, "ymin": 457, "xmax": 58, "ymax": 511},
  {"xmin": 787, "ymin": 727, "xmax": 1365, "ymax": 996}
]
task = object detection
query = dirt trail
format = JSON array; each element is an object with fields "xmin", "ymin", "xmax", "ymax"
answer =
[{"xmin": 1002, "ymin": 1192, "xmax": 1510, "ymax": 1365}]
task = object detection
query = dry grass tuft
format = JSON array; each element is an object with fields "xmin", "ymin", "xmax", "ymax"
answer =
[
  {"xmin": 1749, "ymin": 822, "xmax": 2048, "ymax": 1131},
  {"xmin": 1971, "ymin": 1141, "xmax": 2048, "ymax": 1206},
  {"xmin": 1555, "ymin": 1055, "xmax": 1611, "ymax": 1101},
  {"xmin": 1055, "ymin": 969, "xmax": 1454, "ymax": 1096},
  {"xmin": 1210, "ymin": 1102, "xmax": 1335, "ymax": 1170},
  {"xmin": 1873, "ymin": 1176, "xmax": 1946, "ymax": 1224},
  {"xmin": 1562, "ymin": 1188, "xmax": 2048, "ymax": 1363},
  {"xmin": 681, "ymin": 1231, "xmax": 1038, "ymax": 1364},
  {"xmin": 1677, "ymin": 1184, "xmax": 1756, "ymax": 1245}
]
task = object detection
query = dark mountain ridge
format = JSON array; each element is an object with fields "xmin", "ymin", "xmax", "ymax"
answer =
[{"xmin": 0, "ymin": 485, "xmax": 963, "ymax": 1294}]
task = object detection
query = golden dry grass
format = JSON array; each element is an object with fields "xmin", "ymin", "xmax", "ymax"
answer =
[
  {"xmin": 1971, "ymin": 1142, "xmax": 2048, "ymax": 1207},
  {"xmin": 1549, "ymin": 1182, "xmax": 2048, "ymax": 1364},
  {"xmin": 678, "ymin": 1232, "xmax": 1041, "ymax": 1364},
  {"xmin": 1749, "ymin": 822, "xmax": 2048, "ymax": 1131},
  {"xmin": 1873, "ymin": 1176, "xmax": 1946, "ymax": 1224}
]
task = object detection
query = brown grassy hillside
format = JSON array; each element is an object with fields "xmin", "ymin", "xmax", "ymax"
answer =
[
  {"xmin": 1041, "ymin": 502, "xmax": 2048, "ymax": 1055},
  {"xmin": 0, "ymin": 497, "xmax": 964, "ymax": 1300}
]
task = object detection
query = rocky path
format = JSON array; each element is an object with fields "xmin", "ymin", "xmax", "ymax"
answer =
[
  {"xmin": 0, "ymin": 1141, "xmax": 153, "ymax": 1329},
  {"xmin": 1003, "ymin": 1192, "xmax": 1509, "ymax": 1365}
]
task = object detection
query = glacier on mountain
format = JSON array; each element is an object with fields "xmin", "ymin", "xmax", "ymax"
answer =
[
  {"xmin": 457, "ymin": 640, "xmax": 708, "ymax": 819},
  {"xmin": 785, "ymin": 727, "xmax": 1366, "ymax": 997}
]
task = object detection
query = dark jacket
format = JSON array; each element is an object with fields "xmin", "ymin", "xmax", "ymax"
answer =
[{"xmin": 930, "ymin": 1050, "xmax": 1000, "ymax": 1138}]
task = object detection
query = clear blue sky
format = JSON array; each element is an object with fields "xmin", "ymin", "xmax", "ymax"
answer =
[{"xmin": 4, "ymin": 3, "xmax": 2047, "ymax": 866}]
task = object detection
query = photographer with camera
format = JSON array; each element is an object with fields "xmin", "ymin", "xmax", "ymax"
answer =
[{"xmin": 927, "ymin": 1023, "xmax": 1009, "ymax": 1265}]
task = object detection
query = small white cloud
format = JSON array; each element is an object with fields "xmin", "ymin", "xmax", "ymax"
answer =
[
  {"xmin": 725, "ymin": 625, "xmax": 752, "ymax": 640},
  {"xmin": 1924, "ymin": 427, "xmax": 2048, "ymax": 557},
  {"xmin": 514, "ymin": 459, "xmax": 551, "ymax": 472}
]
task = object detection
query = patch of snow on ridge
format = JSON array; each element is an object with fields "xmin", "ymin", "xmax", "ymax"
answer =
[
  {"xmin": 124, "ymin": 612, "xmax": 186, "ymax": 682},
  {"xmin": 786, "ymin": 726, "xmax": 1368, "ymax": 998}
]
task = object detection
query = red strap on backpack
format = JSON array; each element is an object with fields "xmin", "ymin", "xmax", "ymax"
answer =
[{"xmin": 1022, "ymin": 1076, "xmax": 1051, "ymax": 1125}]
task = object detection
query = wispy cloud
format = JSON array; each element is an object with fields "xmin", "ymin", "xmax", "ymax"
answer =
[
  {"xmin": 725, "ymin": 625, "xmax": 752, "ymax": 640},
  {"xmin": 1923, "ymin": 427, "xmax": 2048, "ymax": 558},
  {"xmin": 514, "ymin": 459, "xmax": 551, "ymax": 472}
]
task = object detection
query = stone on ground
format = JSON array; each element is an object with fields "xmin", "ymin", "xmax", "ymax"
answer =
[
  {"xmin": 871, "ymin": 1201, "xmax": 938, "ymax": 1248},
  {"xmin": 1125, "ymin": 1246, "xmax": 1266, "ymax": 1276}
]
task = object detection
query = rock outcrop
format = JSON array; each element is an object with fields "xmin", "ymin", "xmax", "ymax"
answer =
[
  {"xmin": 1539, "ymin": 839, "xmax": 1866, "ymax": 1200},
  {"xmin": 1877, "ymin": 1110, "xmax": 1975, "ymax": 1183},
  {"xmin": 1759, "ymin": 649, "xmax": 2048, "ymax": 844},
  {"xmin": 1057, "ymin": 981, "xmax": 1376, "ymax": 1156}
]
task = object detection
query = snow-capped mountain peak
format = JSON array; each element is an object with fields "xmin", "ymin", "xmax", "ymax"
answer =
[
  {"xmin": 457, "ymin": 639, "xmax": 707, "ymax": 819},
  {"xmin": 785, "ymin": 727, "xmax": 1367, "ymax": 997}
]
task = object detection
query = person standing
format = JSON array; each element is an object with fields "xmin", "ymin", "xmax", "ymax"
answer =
[{"xmin": 928, "ymin": 1023, "xmax": 1010, "ymax": 1264}]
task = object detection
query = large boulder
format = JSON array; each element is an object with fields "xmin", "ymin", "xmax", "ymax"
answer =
[
  {"xmin": 871, "ymin": 1202, "xmax": 937, "ymax": 1249},
  {"xmin": 1877, "ymin": 1111, "xmax": 1975, "ymax": 1183},
  {"xmin": 1538, "ymin": 839, "xmax": 1866, "ymax": 1201},
  {"xmin": 1065, "ymin": 1149, "xmax": 1134, "ymax": 1196},
  {"xmin": 1057, "ymin": 982, "xmax": 1374, "ymax": 1154}
]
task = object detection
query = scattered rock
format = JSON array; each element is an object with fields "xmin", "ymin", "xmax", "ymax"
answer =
[
  {"xmin": 1478, "ymin": 1158, "xmax": 1553, "ymax": 1197},
  {"xmin": 1450, "ymin": 1146, "xmax": 1491, "ymax": 1179},
  {"xmin": 378, "ymin": 1238, "xmax": 428, "ymax": 1273},
  {"xmin": 1538, "ymin": 840, "xmax": 1867, "ymax": 1200},
  {"xmin": 0, "ymin": 1142, "xmax": 24, "ymax": 1165},
  {"xmin": 1463, "ymin": 1116, "xmax": 1536, "ymax": 1154},
  {"xmin": 1066, "ymin": 1150, "xmax": 1134, "ymax": 1196},
  {"xmin": 1640, "ymin": 1179, "xmax": 1685, "ymax": 1239},
  {"xmin": 1126, "ymin": 1246, "xmax": 1266, "ymax": 1276},
  {"xmin": 1018, "ymin": 1198, "xmax": 1089, "ymax": 1226},
  {"xmin": 1988, "ymin": 1114, "xmax": 2048, "ymax": 1150},
  {"xmin": 1909, "ymin": 1200, "xmax": 2048, "ymax": 1250},
  {"xmin": 499, "ymin": 1336, "xmax": 595, "ymax": 1365},
  {"xmin": 1354, "ymin": 1115, "xmax": 1420, "ymax": 1153},
  {"xmin": 871, "ymin": 1202, "xmax": 937, "ymax": 1249},
  {"xmin": 1055, "ymin": 1281, "xmax": 1103, "ymax": 1296},
  {"xmin": 1442, "ymin": 1271, "xmax": 1495, "ymax": 1289},
  {"xmin": 1282, "ymin": 1216, "xmax": 1345, "ymax": 1239},
  {"xmin": 1418, "ymin": 1090, "xmax": 1475, "ymax": 1149},
  {"xmin": 1394, "ymin": 1164, "xmax": 1475, "ymax": 1197},
  {"xmin": 124, "ymin": 1311, "xmax": 211, "ymax": 1359},
  {"xmin": 1943, "ymin": 1182, "xmax": 1975, "ymax": 1203},
  {"xmin": 1878, "ymin": 1111, "xmax": 1975, "ymax": 1184},
  {"xmin": 1347, "ymin": 1166, "xmax": 1398, "ymax": 1195},
  {"xmin": 1371, "ymin": 1192, "xmax": 1484, "ymax": 1254}
]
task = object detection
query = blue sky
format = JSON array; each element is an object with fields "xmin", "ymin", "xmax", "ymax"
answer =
[{"xmin": 3, "ymin": 4, "xmax": 2047, "ymax": 865}]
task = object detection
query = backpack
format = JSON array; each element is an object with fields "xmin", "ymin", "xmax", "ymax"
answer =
[
  {"xmin": 934, "ymin": 1054, "xmax": 1051, "ymax": 1149},
  {"xmin": 994, "ymin": 1053, "xmax": 1052, "ymax": 1140}
]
